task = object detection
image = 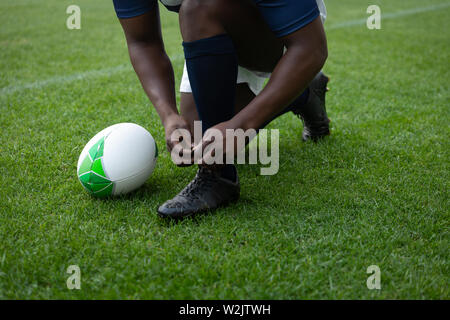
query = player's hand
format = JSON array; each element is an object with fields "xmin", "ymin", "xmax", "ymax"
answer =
[
  {"xmin": 192, "ymin": 120, "xmax": 254, "ymax": 166},
  {"xmin": 163, "ymin": 114, "xmax": 191, "ymax": 156}
]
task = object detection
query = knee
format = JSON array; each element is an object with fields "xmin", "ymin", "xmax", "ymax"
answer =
[
  {"xmin": 286, "ymin": 18, "xmax": 328, "ymax": 72},
  {"xmin": 179, "ymin": 0, "xmax": 225, "ymax": 41},
  {"xmin": 314, "ymin": 24, "xmax": 328, "ymax": 70},
  {"xmin": 179, "ymin": 0, "xmax": 201, "ymax": 18},
  {"xmin": 180, "ymin": 0, "xmax": 220, "ymax": 20},
  {"xmin": 315, "ymin": 41, "xmax": 328, "ymax": 70},
  {"xmin": 303, "ymin": 34, "xmax": 328, "ymax": 74}
]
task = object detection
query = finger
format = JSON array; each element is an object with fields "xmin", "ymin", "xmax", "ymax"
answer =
[
  {"xmin": 202, "ymin": 138, "xmax": 226, "ymax": 165},
  {"xmin": 166, "ymin": 140, "xmax": 173, "ymax": 153},
  {"xmin": 168, "ymin": 136, "xmax": 191, "ymax": 162},
  {"xmin": 170, "ymin": 127, "xmax": 191, "ymax": 147},
  {"xmin": 202, "ymin": 146, "xmax": 225, "ymax": 165},
  {"xmin": 192, "ymin": 138, "xmax": 215, "ymax": 164}
]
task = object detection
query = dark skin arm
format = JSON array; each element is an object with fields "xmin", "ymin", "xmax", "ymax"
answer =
[
  {"xmin": 194, "ymin": 17, "xmax": 328, "ymax": 161},
  {"xmin": 235, "ymin": 17, "xmax": 328, "ymax": 130},
  {"xmin": 118, "ymin": 8, "xmax": 189, "ymax": 152}
]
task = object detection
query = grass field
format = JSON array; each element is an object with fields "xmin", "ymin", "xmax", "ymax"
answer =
[{"xmin": 0, "ymin": 0, "xmax": 449, "ymax": 299}]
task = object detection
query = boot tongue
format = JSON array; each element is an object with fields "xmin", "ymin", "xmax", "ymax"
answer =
[{"xmin": 219, "ymin": 165, "xmax": 237, "ymax": 182}]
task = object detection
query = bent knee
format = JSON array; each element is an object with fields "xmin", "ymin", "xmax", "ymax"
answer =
[
  {"xmin": 315, "ymin": 41, "xmax": 328, "ymax": 70},
  {"xmin": 179, "ymin": 0, "xmax": 223, "ymax": 19},
  {"xmin": 179, "ymin": 0, "xmax": 226, "ymax": 41}
]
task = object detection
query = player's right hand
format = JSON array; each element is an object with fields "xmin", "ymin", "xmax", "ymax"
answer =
[{"xmin": 163, "ymin": 114, "xmax": 193, "ymax": 166}]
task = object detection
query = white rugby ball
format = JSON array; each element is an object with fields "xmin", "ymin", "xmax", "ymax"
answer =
[{"xmin": 77, "ymin": 123, "xmax": 158, "ymax": 197}]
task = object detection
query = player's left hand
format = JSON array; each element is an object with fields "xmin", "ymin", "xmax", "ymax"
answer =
[{"xmin": 192, "ymin": 120, "xmax": 254, "ymax": 166}]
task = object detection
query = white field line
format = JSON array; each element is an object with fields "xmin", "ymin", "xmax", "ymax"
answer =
[
  {"xmin": 0, "ymin": 53, "xmax": 184, "ymax": 96},
  {"xmin": 1, "ymin": 3, "xmax": 449, "ymax": 96},
  {"xmin": 0, "ymin": 65, "xmax": 129, "ymax": 96}
]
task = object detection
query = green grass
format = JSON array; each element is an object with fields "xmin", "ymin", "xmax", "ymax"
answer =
[{"xmin": 0, "ymin": 0, "xmax": 448, "ymax": 299}]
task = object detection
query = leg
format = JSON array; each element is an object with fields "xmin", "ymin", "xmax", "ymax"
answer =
[
  {"xmin": 158, "ymin": 82, "xmax": 255, "ymax": 219},
  {"xmin": 180, "ymin": 51, "xmax": 328, "ymax": 141},
  {"xmin": 180, "ymin": 83, "xmax": 256, "ymax": 133},
  {"xmin": 180, "ymin": 0, "xmax": 328, "ymax": 136},
  {"xmin": 178, "ymin": 0, "xmax": 286, "ymax": 138},
  {"xmin": 179, "ymin": 92, "xmax": 197, "ymax": 134},
  {"xmin": 180, "ymin": 0, "xmax": 284, "ymax": 72},
  {"xmin": 158, "ymin": 0, "xmax": 328, "ymax": 218}
]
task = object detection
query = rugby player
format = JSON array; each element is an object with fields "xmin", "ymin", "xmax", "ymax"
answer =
[{"xmin": 112, "ymin": 0, "xmax": 330, "ymax": 218}]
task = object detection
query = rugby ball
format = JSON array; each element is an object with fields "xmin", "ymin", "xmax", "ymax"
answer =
[{"xmin": 77, "ymin": 123, "xmax": 158, "ymax": 197}]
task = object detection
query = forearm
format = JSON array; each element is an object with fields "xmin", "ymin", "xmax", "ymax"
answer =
[
  {"xmin": 231, "ymin": 45, "xmax": 325, "ymax": 130},
  {"xmin": 231, "ymin": 16, "xmax": 328, "ymax": 131},
  {"xmin": 128, "ymin": 41, "xmax": 178, "ymax": 124}
]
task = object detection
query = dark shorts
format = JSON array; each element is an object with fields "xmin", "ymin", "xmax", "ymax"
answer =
[{"xmin": 112, "ymin": 0, "xmax": 319, "ymax": 37}]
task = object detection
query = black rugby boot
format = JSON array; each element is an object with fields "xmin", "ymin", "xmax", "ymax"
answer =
[
  {"xmin": 292, "ymin": 72, "xmax": 331, "ymax": 141},
  {"xmin": 157, "ymin": 166, "xmax": 240, "ymax": 219}
]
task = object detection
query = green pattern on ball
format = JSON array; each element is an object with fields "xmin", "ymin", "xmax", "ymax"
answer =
[
  {"xmin": 78, "ymin": 136, "xmax": 113, "ymax": 197},
  {"xmin": 94, "ymin": 183, "xmax": 114, "ymax": 198},
  {"xmin": 78, "ymin": 155, "xmax": 92, "ymax": 176},
  {"xmin": 88, "ymin": 137, "xmax": 105, "ymax": 161},
  {"xmin": 91, "ymin": 158, "xmax": 106, "ymax": 177}
]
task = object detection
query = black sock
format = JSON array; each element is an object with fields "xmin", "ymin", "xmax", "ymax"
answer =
[
  {"xmin": 183, "ymin": 34, "xmax": 238, "ymax": 133},
  {"xmin": 183, "ymin": 34, "xmax": 239, "ymax": 181}
]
